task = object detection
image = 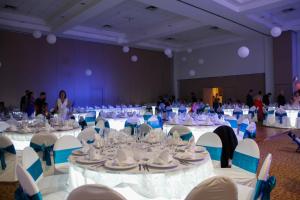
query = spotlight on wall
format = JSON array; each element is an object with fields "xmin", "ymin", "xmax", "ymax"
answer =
[
  {"xmin": 198, "ymin": 58, "xmax": 204, "ymax": 65},
  {"xmin": 189, "ymin": 69, "xmax": 196, "ymax": 76}
]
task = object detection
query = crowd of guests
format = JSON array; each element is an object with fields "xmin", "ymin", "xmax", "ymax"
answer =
[{"xmin": 18, "ymin": 89, "xmax": 72, "ymax": 119}]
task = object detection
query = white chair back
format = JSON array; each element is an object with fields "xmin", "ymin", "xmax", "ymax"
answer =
[
  {"xmin": 232, "ymin": 138, "xmax": 260, "ymax": 174},
  {"xmin": 22, "ymin": 147, "xmax": 43, "ymax": 182},
  {"xmin": 185, "ymin": 176, "xmax": 237, "ymax": 200},
  {"xmin": 77, "ymin": 127, "xmax": 96, "ymax": 144},
  {"xmin": 169, "ymin": 125, "xmax": 193, "ymax": 141},
  {"xmin": 147, "ymin": 115, "xmax": 161, "ymax": 129},
  {"xmin": 196, "ymin": 132, "xmax": 222, "ymax": 161},
  {"xmin": 15, "ymin": 164, "xmax": 42, "ymax": 199},
  {"xmin": 139, "ymin": 123, "xmax": 152, "ymax": 136},
  {"xmin": 67, "ymin": 184, "xmax": 126, "ymax": 200},
  {"xmin": 30, "ymin": 133, "xmax": 57, "ymax": 147},
  {"xmin": 0, "ymin": 135, "xmax": 15, "ymax": 149},
  {"xmin": 53, "ymin": 135, "xmax": 82, "ymax": 169}
]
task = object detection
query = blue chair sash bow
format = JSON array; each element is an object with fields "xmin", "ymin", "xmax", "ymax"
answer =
[
  {"xmin": 275, "ymin": 112, "xmax": 287, "ymax": 124},
  {"xmin": 30, "ymin": 143, "xmax": 53, "ymax": 166},
  {"xmin": 254, "ymin": 176, "xmax": 276, "ymax": 200},
  {"xmin": 0, "ymin": 145, "xmax": 16, "ymax": 170},
  {"xmin": 217, "ymin": 111, "xmax": 224, "ymax": 119},
  {"xmin": 248, "ymin": 110, "xmax": 256, "ymax": 118},
  {"xmin": 233, "ymin": 111, "xmax": 243, "ymax": 119},
  {"xmin": 147, "ymin": 120, "xmax": 161, "ymax": 129},
  {"xmin": 298, "ymin": 112, "xmax": 300, "ymax": 118},
  {"xmin": 225, "ymin": 119, "xmax": 238, "ymax": 129},
  {"xmin": 15, "ymin": 186, "xmax": 42, "ymax": 200},
  {"xmin": 243, "ymin": 130, "xmax": 256, "ymax": 139},
  {"xmin": 239, "ymin": 123, "xmax": 248, "ymax": 133},
  {"xmin": 27, "ymin": 159, "xmax": 43, "ymax": 181},
  {"xmin": 143, "ymin": 114, "xmax": 152, "ymax": 121},
  {"xmin": 232, "ymin": 151, "xmax": 259, "ymax": 173},
  {"xmin": 124, "ymin": 122, "xmax": 140, "ymax": 135},
  {"xmin": 180, "ymin": 132, "xmax": 193, "ymax": 141},
  {"xmin": 178, "ymin": 108, "xmax": 187, "ymax": 114},
  {"xmin": 54, "ymin": 147, "xmax": 81, "ymax": 164}
]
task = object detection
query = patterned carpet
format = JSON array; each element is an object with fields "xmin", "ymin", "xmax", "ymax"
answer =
[{"xmin": 1, "ymin": 126, "xmax": 299, "ymax": 200}]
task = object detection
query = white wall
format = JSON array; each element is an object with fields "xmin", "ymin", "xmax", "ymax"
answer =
[{"xmin": 173, "ymin": 36, "xmax": 274, "ymax": 98}]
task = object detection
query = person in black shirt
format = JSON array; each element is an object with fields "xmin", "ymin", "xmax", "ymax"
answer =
[
  {"xmin": 277, "ymin": 90, "xmax": 286, "ymax": 107},
  {"xmin": 263, "ymin": 93, "xmax": 272, "ymax": 106},
  {"xmin": 34, "ymin": 92, "xmax": 47, "ymax": 116},
  {"xmin": 246, "ymin": 89, "xmax": 254, "ymax": 107},
  {"xmin": 20, "ymin": 90, "xmax": 29, "ymax": 112}
]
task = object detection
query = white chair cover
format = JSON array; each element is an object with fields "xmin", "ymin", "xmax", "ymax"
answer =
[
  {"xmin": 77, "ymin": 127, "xmax": 96, "ymax": 144},
  {"xmin": 239, "ymin": 119, "xmax": 249, "ymax": 138},
  {"xmin": 139, "ymin": 123, "xmax": 152, "ymax": 136},
  {"xmin": 169, "ymin": 125, "xmax": 194, "ymax": 141},
  {"xmin": 16, "ymin": 164, "xmax": 68, "ymax": 200},
  {"xmin": 67, "ymin": 184, "xmax": 127, "ymax": 200},
  {"xmin": 215, "ymin": 139, "xmax": 260, "ymax": 187},
  {"xmin": 196, "ymin": 132, "xmax": 222, "ymax": 167},
  {"xmin": 53, "ymin": 135, "xmax": 82, "ymax": 174},
  {"xmin": 0, "ymin": 135, "xmax": 16, "ymax": 182},
  {"xmin": 185, "ymin": 176, "xmax": 238, "ymax": 200}
]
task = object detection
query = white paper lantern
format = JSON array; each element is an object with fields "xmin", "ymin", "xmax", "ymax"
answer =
[
  {"xmin": 189, "ymin": 69, "xmax": 196, "ymax": 76},
  {"xmin": 181, "ymin": 57, "xmax": 187, "ymax": 62},
  {"xmin": 33, "ymin": 30, "xmax": 42, "ymax": 39},
  {"xmin": 238, "ymin": 46, "xmax": 250, "ymax": 58},
  {"xmin": 198, "ymin": 58, "xmax": 204, "ymax": 65},
  {"xmin": 46, "ymin": 34, "xmax": 57, "ymax": 44},
  {"xmin": 187, "ymin": 48, "xmax": 193, "ymax": 53},
  {"xmin": 122, "ymin": 46, "xmax": 130, "ymax": 53},
  {"xmin": 270, "ymin": 27, "xmax": 282, "ymax": 37},
  {"xmin": 131, "ymin": 55, "xmax": 138, "ymax": 62},
  {"xmin": 85, "ymin": 69, "xmax": 92, "ymax": 76}
]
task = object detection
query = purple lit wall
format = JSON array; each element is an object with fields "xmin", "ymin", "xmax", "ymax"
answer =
[{"xmin": 0, "ymin": 29, "xmax": 172, "ymax": 108}]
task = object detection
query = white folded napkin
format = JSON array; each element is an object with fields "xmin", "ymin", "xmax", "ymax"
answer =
[
  {"xmin": 0, "ymin": 121, "xmax": 10, "ymax": 132},
  {"xmin": 115, "ymin": 148, "xmax": 135, "ymax": 165},
  {"xmin": 153, "ymin": 150, "xmax": 173, "ymax": 165},
  {"xmin": 88, "ymin": 146, "xmax": 100, "ymax": 160},
  {"xmin": 81, "ymin": 141, "xmax": 90, "ymax": 153}
]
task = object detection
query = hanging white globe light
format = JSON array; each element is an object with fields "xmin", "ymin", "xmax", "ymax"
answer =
[
  {"xmin": 189, "ymin": 69, "xmax": 196, "ymax": 76},
  {"xmin": 46, "ymin": 34, "xmax": 57, "ymax": 44},
  {"xmin": 122, "ymin": 46, "xmax": 130, "ymax": 53},
  {"xmin": 131, "ymin": 55, "xmax": 138, "ymax": 62},
  {"xmin": 270, "ymin": 27, "xmax": 282, "ymax": 38},
  {"xmin": 85, "ymin": 69, "xmax": 92, "ymax": 76},
  {"xmin": 198, "ymin": 58, "xmax": 204, "ymax": 65},
  {"xmin": 164, "ymin": 48, "xmax": 172, "ymax": 56},
  {"xmin": 237, "ymin": 46, "xmax": 250, "ymax": 58},
  {"xmin": 187, "ymin": 48, "xmax": 193, "ymax": 53},
  {"xmin": 33, "ymin": 30, "xmax": 42, "ymax": 39}
]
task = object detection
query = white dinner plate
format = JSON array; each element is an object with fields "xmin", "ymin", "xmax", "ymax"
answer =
[
  {"xmin": 104, "ymin": 160, "xmax": 137, "ymax": 170},
  {"xmin": 72, "ymin": 149, "xmax": 87, "ymax": 156},
  {"xmin": 174, "ymin": 152, "xmax": 207, "ymax": 162},
  {"xmin": 76, "ymin": 157, "xmax": 106, "ymax": 164},
  {"xmin": 147, "ymin": 159, "xmax": 179, "ymax": 169}
]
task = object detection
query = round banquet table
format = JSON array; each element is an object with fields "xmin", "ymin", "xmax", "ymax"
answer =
[
  {"xmin": 69, "ymin": 152, "xmax": 214, "ymax": 200},
  {"xmin": 2, "ymin": 128, "xmax": 81, "ymax": 150}
]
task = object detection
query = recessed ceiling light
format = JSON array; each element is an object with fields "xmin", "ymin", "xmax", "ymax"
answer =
[
  {"xmin": 282, "ymin": 7, "xmax": 295, "ymax": 13},
  {"xmin": 3, "ymin": 4, "xmax": 17, "ymax": 10},
  {"xmin": 145, "ymin": 5, "xmax": 158, "ymax": 11},
  {"xmin": 102, "ymin": 24, "xmax": 112, "ymax": 29}
]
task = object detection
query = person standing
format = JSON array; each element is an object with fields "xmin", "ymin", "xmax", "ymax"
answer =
[
  {"xmin": 246, "ymin": 89, "xmax": 254, "ymax": 107},
  {"xmin": 254, "ymin": 91, "xmax": 263, "ymax": 121},
  {"xmin": 277, "ymin": 90, "xmax": 286, "ymax": 107},
  {"xmin": 20, "ymin": 90, "xmax": 29, "ymax": 112},
  {"xmin": 54, "ymin": 90, "xmax": 72, "ymax": 119},
  {"xmin": 263, "ymin": 93, "xmax": 272, "ymax": 106},
  {"xmin": 34, "ymin": 92, "xmax": 47, "ymax": 116},
  {"xmin": 25, "ymin": 91, "xmax": 35, "ymax": 117}
]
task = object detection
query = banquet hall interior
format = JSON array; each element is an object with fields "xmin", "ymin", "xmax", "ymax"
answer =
[{"xmin": 0, "ymin": 0, "xmax": 300, "ymax": 199}]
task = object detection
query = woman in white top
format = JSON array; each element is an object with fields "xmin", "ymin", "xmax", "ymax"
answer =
[{"xmin": 55, "ymin": 90, "xmax": 71, "ymax": 118}]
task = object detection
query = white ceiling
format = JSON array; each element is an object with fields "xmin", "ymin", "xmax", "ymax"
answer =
[{"xmin": 0, "ymin": 0, "xmax": 299, "ymax": 51}]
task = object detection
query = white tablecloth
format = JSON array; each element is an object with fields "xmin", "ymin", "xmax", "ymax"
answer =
[
  {"xmin": 2, "ymin": 128, "xmax": 81, "ymax": 150},
  {"xmin": 69, "ymin": 155, "xmax": 214, "ymax": 200}
]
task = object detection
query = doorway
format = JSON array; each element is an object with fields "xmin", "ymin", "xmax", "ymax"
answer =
[{"xmin": 203, "ymin": 88, "xmax": 223, "ymax": 106}]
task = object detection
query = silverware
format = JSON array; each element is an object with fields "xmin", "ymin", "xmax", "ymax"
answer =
[
  {"xmin": 142, "ymin": 164, "xmax": 146, "ymax": 171},
  {"xmin": 145, "ymin": 164, "xmax": 149, "ymax": 172},
  {"xmin": 139, "ymin": 164, "xmax": 141, "ymax": 171}
]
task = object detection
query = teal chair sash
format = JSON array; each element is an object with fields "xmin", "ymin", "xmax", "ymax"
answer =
[
  {"xmin": 54, "ymin": 147, "xmax": 81, "ymax": 164},
  {"xmin": 180, "ymin": 132, "xmax": 193, "ymax": 141},
  {"xmin": 201, "ymin": 146, "xmax": 222, "ymax": 161},
  {"xmin": 233, "ymin": 111, "xmax": 243, "ymax": 119},
  {"xmin": 248, "ymin": 110, "xmax": 256, "ymax": 118},
  {"xmin": 30, "ymin": 143, "xmax": 53, "ymax": 166},
  {"xmin": 225, "ymin": 119, "xmax": 238, "ymax": 129},
  {"xmin": 253, "ymin": 176, "xmax": 276, "ymax": 200},
  {"xmin": 125, "ymin": 122, "xmax": 140, "ymax": 135},
  {"xmin": 15, "ymin": 186, "xmax": 42, "ymax": 200},
  {"xmin": 243, "ymin": 130, "xmax": 256, "ymax": 139},
  {"xmin": 275, "ymin": 112, "xmax": 287, "ymax": 124},
  {"xmin": 0, "ymin": 144, "xmax": 16, "ymax": 170},
  {"xmin": 26, "ymin": 159, "xmax": 43, "ymax": 181},
  {"xmin": 232, "ymin": 151, "xmax": 259, "ymax": 173},
  {"xmin": 239, "ymin": 123, "xmax": 248, "ymax": 133}
]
